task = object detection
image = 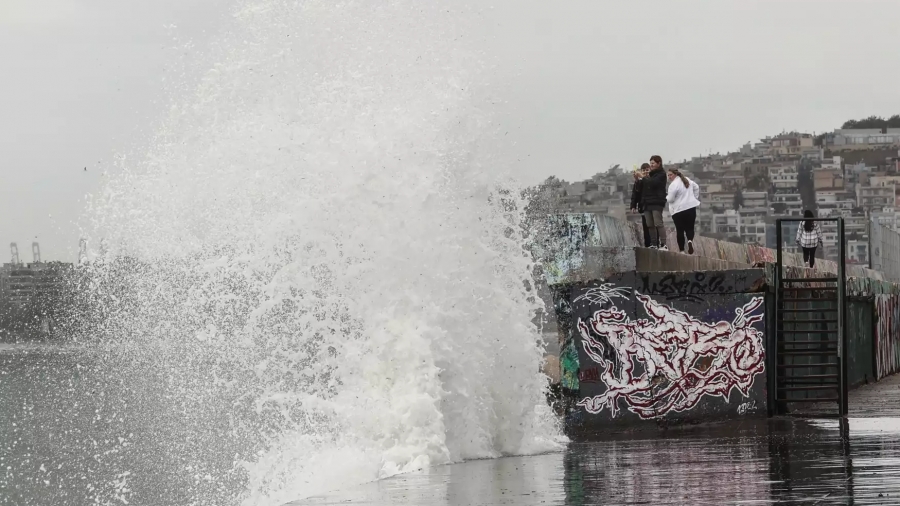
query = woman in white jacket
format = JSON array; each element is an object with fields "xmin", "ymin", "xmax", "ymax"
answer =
[{"xmin": 666, "ymin": 169, "xmax": 701, "ymax": 254}]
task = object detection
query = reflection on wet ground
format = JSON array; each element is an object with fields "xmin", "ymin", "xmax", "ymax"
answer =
[
  {"xmin": 5, "ymin": 349, "xmax": 900, "ymax": 505},
  {"xmin": 292, "ymin": 417, "xmax": 900, "ymax": 506}
]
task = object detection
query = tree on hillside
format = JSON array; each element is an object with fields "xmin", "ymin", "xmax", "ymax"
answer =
[
  {"xmin": 746, "ymin": 173, "xmax": 768, "ymax": 191},
  {"xmin": 841, "ymin": 115, "xmax": 900, "ymax": 130}
]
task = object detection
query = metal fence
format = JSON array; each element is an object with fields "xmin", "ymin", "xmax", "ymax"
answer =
[{"xmin": 870, "ymin": 218, "xmax": 900, "ymax": 282}]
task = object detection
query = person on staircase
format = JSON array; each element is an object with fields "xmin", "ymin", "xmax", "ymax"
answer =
[
  {"xmin": 641, "ymin": 155, "xmax": 668, "ymax": 250},
  {"xmin": 630, "ymin": 163, "xmax": 652, "ymax": 247},
  {"xmin": 666, "ymin": 168, "xmax": 701, "ymax": 254},
  {"xmin": 796, "ymin": 209, "xmax": 823, "ymax": 268}
]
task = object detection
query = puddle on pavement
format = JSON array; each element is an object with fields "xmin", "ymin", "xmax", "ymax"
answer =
[{"xmin": 291, "ymin": 417, "xmax": 900, "ymax": 506}]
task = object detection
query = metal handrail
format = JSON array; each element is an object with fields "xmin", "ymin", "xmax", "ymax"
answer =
[{"xmin": 773, "ymin": 217, "xmax": 848, "ymax": 417}]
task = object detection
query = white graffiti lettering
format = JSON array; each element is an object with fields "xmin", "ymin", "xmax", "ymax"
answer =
[
  {"xmin": 576, "ymin": 294, "xmax": 765, "ymax": 420},
  {"xmin": 737, "ymin": 400, "xmax": 756, "ymax": 415}
]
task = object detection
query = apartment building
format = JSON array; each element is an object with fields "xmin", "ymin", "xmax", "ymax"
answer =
[
  {"xmin": 814, "ymin": 168, "xmax": 844, "ymax": 190},
  {"xmin": 769, "ymin": 165, "xmax": 799, "ymax": 188},
  {"xmin": 742, "ymin": 191, "xmax": 768, "ymax": 210},
  {"xmin": 771, "ymin": 189, "xmax": 803, "ymax": 216},
  {"xmin": 832, "ymin": 128, "xmax": 900, "ymax": 149},
  {"xmin": 857, "ymin": 183, "xmax": 897, "ymax": 212},
  {"xmin": 740, "ymin": 220, "xmax": 767, "ymax": 246},
  {"xmin": 847, "ymin": 239, "xmax": 870, "ymax": 265},
  {"xmin": 711, "ymin": 210, "xmax": 741, "ymax": 237},
  {"xmin": 768, "ymin": 133, "xmax": 815, "ymax": 156}
]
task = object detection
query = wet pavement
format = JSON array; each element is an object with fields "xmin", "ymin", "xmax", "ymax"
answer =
[
  {"xmin": 291, "ymin": 417, "xmax": 900, "ymax": 505},
  {"xmin": 793, "ymin": 373, "xmax": 900, "ymax": 418},
  {"xmin": 291, "ymin": 373, "xmax": 900, "ymax": 506}
]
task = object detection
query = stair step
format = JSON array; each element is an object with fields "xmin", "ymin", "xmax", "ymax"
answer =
[
  {"xmin": 782, "ymin": 278, "xmax": 839, "ymax": 283},
  {"xmin": 781, "ymin": 287, "xmax": 837, "ymax": 293},
  {"xmin": 779, "ymin": 337, "xmax": 839, "ymax": 341},
  {"xmin": 777, "ymin": 386, "xmax": 838, "ymax": 392},
  {"xmin": 775, "ymin": 397, "xmax": 839, "ymax": 403},
  {"xmin": 778, "ymin": 308, "xmax": 838, "ymax": 313},
  {"xmin": 778, "ymin": 319, "xmax": 838, "ymax": 324},
  {"xmin": 776, "ymin": 363, "xmax": 838, "ymax": 368},
  {"xmin": 779, "ymin": 346, "xmax": 838, "ymax": 351},
  {"xmin": 778, "ymin": 380, "xmax": 840, "ymax": 388},
  {"xmin": 779, "ymin": 350, "xmax": 838, "ymax": 356},
  {"xmin": 780, "ymin": 374, "xmax": 839, "ymax": 380},
  {"xmin": 778, "ymin": 329, "xmax": 837, "ymax": 334}
]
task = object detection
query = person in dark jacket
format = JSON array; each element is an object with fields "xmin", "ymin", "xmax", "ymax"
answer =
[
  {"xmin": 630, "ymin": 163, "xmax": 651, "ymax": 247},
  {"xmin": 641, "ymin": 155, "xmax": 668, "ymax": 249}
]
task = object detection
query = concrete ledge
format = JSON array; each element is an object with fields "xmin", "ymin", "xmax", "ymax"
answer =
[
  {"xmin": 550, "ymin": 213, "xmax": 884, "ymax": 281},
  {"xmin": 634, "ymin": 247, "xmax": 749, "ymax": 272}
]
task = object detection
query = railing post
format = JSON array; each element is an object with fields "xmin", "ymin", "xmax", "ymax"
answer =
[
  {"xmin": 773, "ymin": 219, "xmax": 783, "ymax": 416},
  {"xmin": 838, "ymin": 217, "xmax": 849, "ymax": 416}
]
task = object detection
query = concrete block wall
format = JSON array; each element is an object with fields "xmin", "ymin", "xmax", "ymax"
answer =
[
  {"xmin": 558, "ymin": 270, "xmax": 768, "ymax": 432},
  {"xmin": 591, "ymin": 214, "xmax": 883, "ymax": 280}
]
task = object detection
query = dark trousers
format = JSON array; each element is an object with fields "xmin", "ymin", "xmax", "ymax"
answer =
[
  {"xmin": 640, "ymin": 214, "xmax": 651, "ymax": 247},
  {"xmin": 671, "ymin": 207, "xmax": 697, "ymax": 252},
  {"xmin": 803, "ymin": 247, "xmax": 817, "ymax": 268}
]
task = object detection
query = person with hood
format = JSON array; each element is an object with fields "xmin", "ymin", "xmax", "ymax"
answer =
[
  {"xmin": 641, "ymin": 155, "xmax": 668, "ymax": 250},
  {"xmin": 666, "ymin": 168, "xmax": 701, "ymax": 254},
  {"xmin": 630, "ymin": 163, "xmax": 651, "ymax": 247}
]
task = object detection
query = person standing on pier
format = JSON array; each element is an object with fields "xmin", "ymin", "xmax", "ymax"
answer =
[
  {"xmin": 666, "ymin": 168, "xmax": 701, "ymax": 254},
  {"xmin": 796, "ymin": 210, "xmax": 823, "ymax": 268},
  {"xmin": 641, "ymin": 156, "xmax": 668, "ymax": 250},
  {"xmin": 630, "ymin": 163, "xmax": 652, "ymax": 247}
]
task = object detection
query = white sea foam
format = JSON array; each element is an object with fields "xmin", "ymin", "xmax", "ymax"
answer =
[{"xmin": 83, "ymin": 1, "xmax": 562, "ymax": 504}]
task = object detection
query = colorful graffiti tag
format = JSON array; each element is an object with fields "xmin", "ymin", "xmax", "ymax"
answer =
[{"xmin": 576, "ymin": 290, "xmax": 766, "ymax": 419}]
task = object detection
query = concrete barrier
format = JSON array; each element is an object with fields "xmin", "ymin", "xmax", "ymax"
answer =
[
  {"xmin": 558, "ymin": 270, "xmax": 768, "ymax": 432},
  {"xmin": 543, "ymin": 213, "xmax": 900, "ymax": 430},
  {"xmin": 541, "ymin": 213, "xmax": 883, "ymax": 284}
]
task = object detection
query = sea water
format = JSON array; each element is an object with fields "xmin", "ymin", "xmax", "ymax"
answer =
[{"xmin": 72, "ymin": 1, "xmax": 560, "ymax": 504}]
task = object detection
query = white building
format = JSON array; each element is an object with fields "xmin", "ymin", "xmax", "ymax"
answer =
[
  {"xmin": 741, "ymin": 220, "xmax": 767, "ymax": 246},
  {"xmin": 769, "ymin": 165, "xmax": 799, "ymax": 188},
  {"xmin": 847, "ymin": 239, "xmax": 869, "ymax": 265},
  {"xmin": 712, "ymin": 209, "xmax": 741, "ymax": 237},
  {"xmin": 833, "ymin": 128, "xmax": 900, "ymax": 148}
]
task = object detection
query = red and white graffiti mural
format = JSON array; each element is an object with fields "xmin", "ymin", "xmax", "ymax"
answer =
[{"xmin": 576, "ymin": 294, "xmax": 765, "ymax": 419}]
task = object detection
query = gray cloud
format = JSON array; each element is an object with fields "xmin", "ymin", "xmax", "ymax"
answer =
[{"xmin": 3, "ymin": 0, "xmax": 900, "ymax": 259}]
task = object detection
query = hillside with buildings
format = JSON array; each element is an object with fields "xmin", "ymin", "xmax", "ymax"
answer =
[{"xmin": 540, "ymin": 125, "xmax": 900, "ymax": 265}]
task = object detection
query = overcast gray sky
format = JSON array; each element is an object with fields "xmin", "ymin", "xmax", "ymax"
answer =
[{"xmin": 3, "ymin": 0, "xmax": 900, "ymax": 260}]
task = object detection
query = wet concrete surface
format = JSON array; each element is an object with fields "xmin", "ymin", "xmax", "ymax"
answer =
[
  {"xmin": 291, "ymin": 417, "xmax": 900, "ymax": 505},
  {"xmin": 790, "ymin": 373, "xmax": 900, "ymax": 418}
]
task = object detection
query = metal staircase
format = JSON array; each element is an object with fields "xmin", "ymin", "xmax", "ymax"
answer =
[{"xmin": 773, "ymin": 218, "xmax": 848, "ymax": 417}]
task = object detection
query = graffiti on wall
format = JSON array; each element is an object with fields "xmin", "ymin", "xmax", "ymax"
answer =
[
  {"xmin": 537, "ymin": 214, "xmax": 601, "ymax": 285},
  {"xmin": 576, "ymin": 287, "xmax": 766, "ymax": 419},
  {"xmin": 876, "ymin": 294, "xmax": 900, "ymax": 379},
  {"xmin": 639, "ymin": 272, "xmax": 743, "ymax": 302}
]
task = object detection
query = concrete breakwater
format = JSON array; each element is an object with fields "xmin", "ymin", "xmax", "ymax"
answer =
[{"xmin": 540, "ymin": 213, "xmax": 900, "ymax": 432}]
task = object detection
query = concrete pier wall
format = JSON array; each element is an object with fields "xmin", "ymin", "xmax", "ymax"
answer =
[
  {"xmin": 557, "ymin": 270, "xmax": 768, "ymax": 432},
  {"xmin": 543, "ymin": 213, "xmax": 900, "ymax": 431}
]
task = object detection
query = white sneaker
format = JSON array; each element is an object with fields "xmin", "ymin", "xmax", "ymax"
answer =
[{"xmin": 659, "ymin": 245, "xmax": 669, "ymax": 252}]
